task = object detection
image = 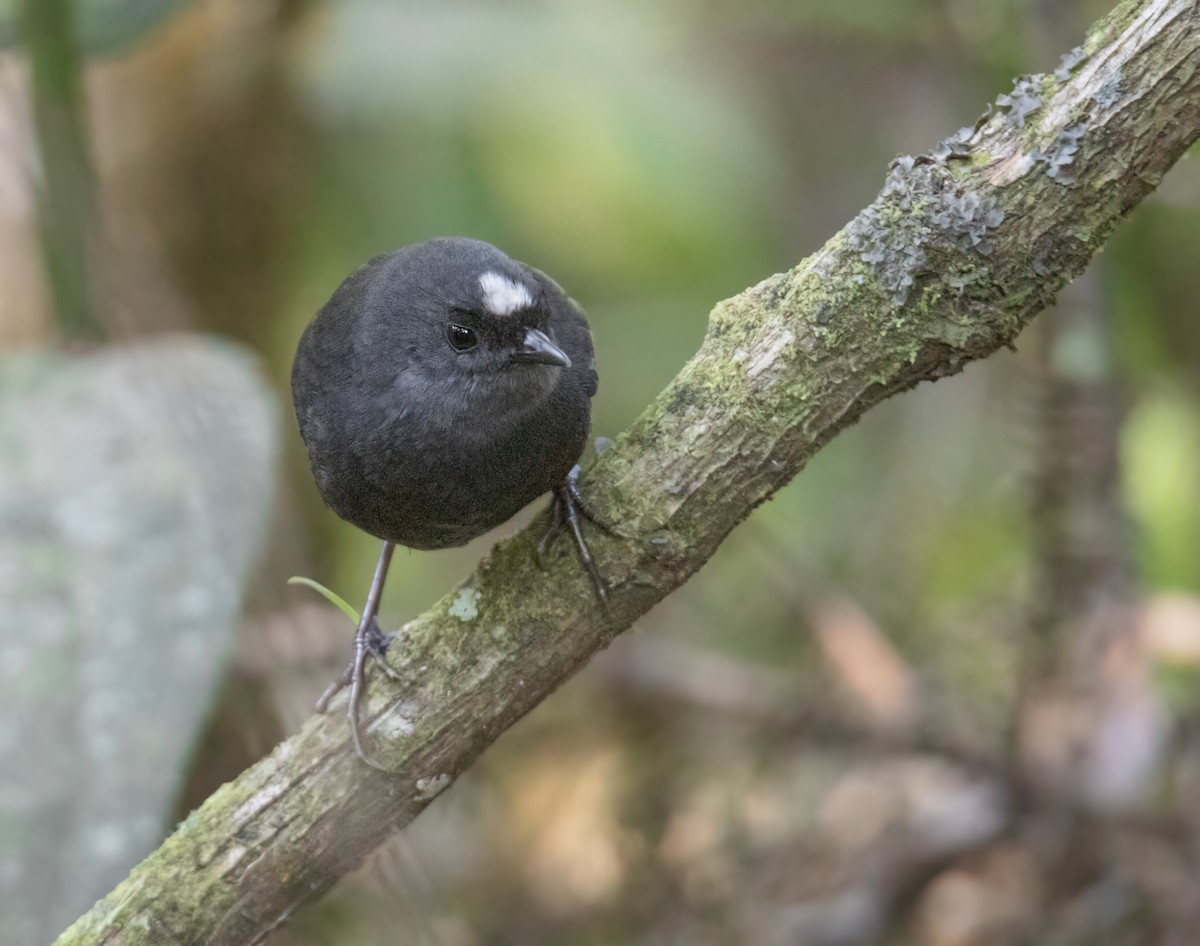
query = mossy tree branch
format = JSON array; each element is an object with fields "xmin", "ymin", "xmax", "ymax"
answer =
[{"xmin": 55, "ymin": 1, "xmax": 1200, "ymax": 943}]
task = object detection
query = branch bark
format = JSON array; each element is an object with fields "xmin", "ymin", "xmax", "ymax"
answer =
[{"xmin": 55, "ymin": 1, "xmax": 1200, "ymax": 943}]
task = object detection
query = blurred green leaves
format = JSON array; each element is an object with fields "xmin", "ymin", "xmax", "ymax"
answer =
[
  {"xmin": 294, "ymin": 2, "xmax": 780, "ymax": 296},
  {"xmin": 1125, "ymin": 391, "xmax": 1200, "ymax": 590},
  {"xmin": 0, "ymin": 0, "xmax": 195, "ymax": 54}
]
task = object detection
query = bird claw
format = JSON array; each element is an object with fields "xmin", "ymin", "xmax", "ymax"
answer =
[
  {"xmin": 314, "ymin": 616, "xmax": 399, "ymax": 712},
  {"xmin": 537, "ymin": 466, "xmax": 614, "ymax": 612},
  {"xmin": 362, "ymin": 617, "xmax": 402, "ymax": 681},
  {"xmin": 314, "ymin": 616, "xmax": 400, "ymax": 770}
]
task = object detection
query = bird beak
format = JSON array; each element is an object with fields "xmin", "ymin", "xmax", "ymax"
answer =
[{"xmin": 512, "ymin": 328, "xmax": 571, "ymax": 368}]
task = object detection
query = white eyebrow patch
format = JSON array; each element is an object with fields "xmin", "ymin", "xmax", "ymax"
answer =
[{"xmin": 479, "ymin": 271, "xmax": 533, "ymax": 316}]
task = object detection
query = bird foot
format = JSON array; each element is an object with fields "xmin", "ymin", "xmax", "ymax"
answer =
[
  {"xmin": 314, "ymin": 616, "xmax": 399, "ymax": 710},
  {"xmin": 313, "ymin": 615, "xmax": 401, "ymax": 771},
  {"xmin": 536, "ymin": 465, "xmax": 616, "ymax": 611}
]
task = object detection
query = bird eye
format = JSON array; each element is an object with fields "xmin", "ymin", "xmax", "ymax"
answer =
[{"xmin": 446, "ymin": 324, "xmax": 477, "ymax": 352}]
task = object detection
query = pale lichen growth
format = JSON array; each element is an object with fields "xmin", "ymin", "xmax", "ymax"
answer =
[
  {"xmin": 449, "ymin": 587, "xmax": 480, "ymax": 622},
  {"xmin": 1093, "ymin": 73, "xmax": 1123, "ymax": 109},
  {"xmin": 1055, "ymin": 45, "xmax": 1087, "ymax": 80},
  {"xmin": 997, "ymin": 75, "xmax": 1043, "ymax": 128},
  {"xmin": 1031, "ymin": 123, "xmax": 1088, "ymax": 184},
  {"xmin": 931, "ymin": 124, "xmax": 977, "ymax": 162},
  {"xmin": 371, "ymin": 704, "xmax": 417, "ymax": 740},
  {"xmin": 414, "ymin": 773, "xmax": 452, "ymax": 800},
  {"xmin": 845, "ymin": 156, "xmax": 1005, "ymax": 305}
]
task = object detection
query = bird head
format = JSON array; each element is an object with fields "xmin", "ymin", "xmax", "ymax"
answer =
[
  {"xmin": 374, "ymin": 238, "xmax": 570, "ymax": 378},
  {"xmin": 440, "ymin": 267, "xmax": 571, "ymax": 371}
]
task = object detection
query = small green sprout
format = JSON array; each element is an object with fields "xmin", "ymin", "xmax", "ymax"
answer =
[{"xmin": 287, "ymin": 576, "xmax": 361, "ymax": 624}]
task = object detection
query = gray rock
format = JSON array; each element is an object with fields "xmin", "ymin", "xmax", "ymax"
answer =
[{"xmin": 0, "ymin": 336, "xmax": 278, "ymax": 946}]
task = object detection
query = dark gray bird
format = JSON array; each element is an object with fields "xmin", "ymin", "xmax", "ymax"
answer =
[{"xmin": 292, "ymin": 237, "xmax": 605, "ymax": 767}]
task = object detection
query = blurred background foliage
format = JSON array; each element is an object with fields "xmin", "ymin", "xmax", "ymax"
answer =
[{"xmin": 3, "ymin": 0, "xmax": 1200, "ymax": 944}]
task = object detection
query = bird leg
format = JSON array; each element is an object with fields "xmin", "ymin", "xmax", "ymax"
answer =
[
  {"xmin": 314, "ymin": 540, "xmax": 400, "ymax": 770},
  {"xmin": 537, "ymin": 465, "xmax": 614, "ymax": 611}
]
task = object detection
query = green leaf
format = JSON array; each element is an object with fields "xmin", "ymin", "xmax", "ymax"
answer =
[
  {"xmin": 288, "ymin": 576, "xmax": 361, "ymax": 625},
  {"xmin": 0, "ymin": 0, "xmax": 197, "ymax": 55}
]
